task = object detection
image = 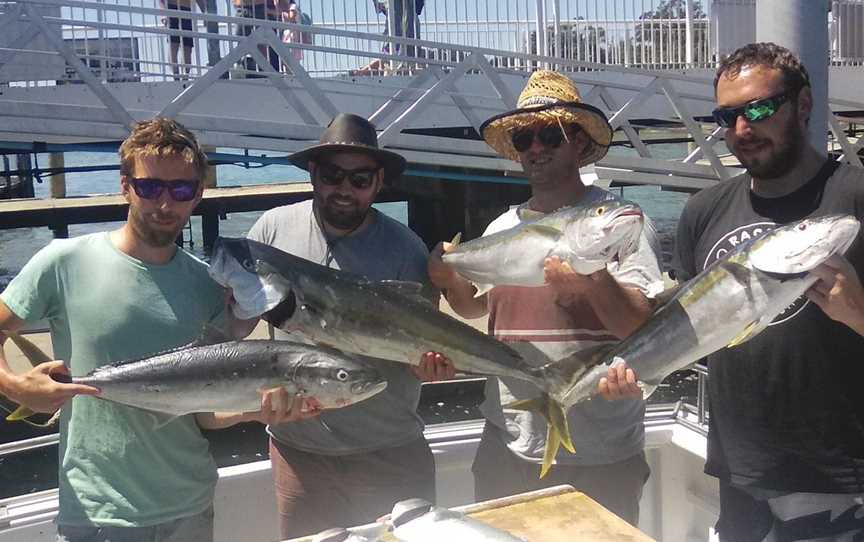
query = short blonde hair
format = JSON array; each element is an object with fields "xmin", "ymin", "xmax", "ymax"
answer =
[{"xmin": 119, "ymin": 117, "xmax": 208, "ymax": 180}]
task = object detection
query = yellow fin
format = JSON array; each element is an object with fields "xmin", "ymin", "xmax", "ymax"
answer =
[
  {"xmin": 505, "ymin": 394, "xmax": 575, "ymax": 478},
  {"xmin": 6, "ymin": 405, "xmax": 35, "ymax": 421},
  {"xmin": 727, "ymin": 320, "xmax": 763, "ymax": 348},
  {"xmin": 541, "ymin": 420, "xmax": 560, "ymax": 479}
]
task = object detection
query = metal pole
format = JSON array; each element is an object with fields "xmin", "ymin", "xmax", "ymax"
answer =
[
  {"xmin": 535, "ymin": 0, "xmax": 546, "ymax": 62},
  {"xmin": 685, "ymin": 0, "xmax": 694, "ymax": 66},
  {"xmin": 552, "ymin": 0, "xmax": 561, "ymax": 62},
  {"xmin": 756, "ymin": 0, "xmax": 830, "ymax": 153}
]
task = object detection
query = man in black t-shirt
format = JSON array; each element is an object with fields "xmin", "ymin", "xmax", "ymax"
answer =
[{"xmin": 614, "ymin": 43, "xmax": 864, "ymax": 541}]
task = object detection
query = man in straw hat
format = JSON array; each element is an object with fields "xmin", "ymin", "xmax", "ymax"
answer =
[
  {"xmin": 247, "ymin": 113, "xmax": 456, "ymax": 539},
  {"xmin": 428, "ymin": 70, "xmax": 664, "ymax": 524}
]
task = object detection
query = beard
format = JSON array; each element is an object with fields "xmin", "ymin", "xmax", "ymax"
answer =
[
  {"xmin": 315, "ymin": 192, "xmax": 370, "ymax": 231},
  {"xmin": 734, "ymin": 114, "xmax": 805, "ymax": 180},
  {"xmin": 128, "ymin": 205, "xmax": 185, "ymax": 247}
]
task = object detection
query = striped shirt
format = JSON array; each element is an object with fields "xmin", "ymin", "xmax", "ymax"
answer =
[{"xmin": 479, "ymin": 186, "xmax": 664, "ymax": 466}]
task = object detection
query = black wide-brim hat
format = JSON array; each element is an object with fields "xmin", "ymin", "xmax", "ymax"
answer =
[{"xmin": 288, "ymin": 113, "xmax": 407, "ymax": 181}]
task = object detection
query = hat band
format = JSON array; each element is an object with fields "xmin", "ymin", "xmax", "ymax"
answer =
[{"xmin": 519, "ymin": 95, "xmax": 571, "ymax": 107}]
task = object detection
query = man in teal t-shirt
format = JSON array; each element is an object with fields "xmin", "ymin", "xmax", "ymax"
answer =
[{"xmin": 0, "ymin": 118, "xmax": 303, "ymax": 542}]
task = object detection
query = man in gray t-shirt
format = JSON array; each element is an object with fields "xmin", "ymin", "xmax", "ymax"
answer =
[{"xmin": 247, "ymin": 113, "xmax": 454, "ymax": 539}]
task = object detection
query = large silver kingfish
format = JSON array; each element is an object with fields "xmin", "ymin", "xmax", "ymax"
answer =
[
  {"xmin": 441, "ymin": 198, "xmax": 644, "ymax": 295},
  {"xmin": 209, "ymin": 237, "xmax": 580, "ymax": 475},
  {"xmin": 73, "ymin": 340, "xmax": 387, "ymax": 416},
  {"xmin": 524, "ymin": 214, "xmax": 860, "ymax": 463}
]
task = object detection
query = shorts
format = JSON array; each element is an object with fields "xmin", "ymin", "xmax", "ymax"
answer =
[
  {"xmin": 56, "ymin": 506, "xmax": 214, "ymax": 542},
  {"xmin": 166, "ymin": 4, "xmax": 194, "ymax": 48}
]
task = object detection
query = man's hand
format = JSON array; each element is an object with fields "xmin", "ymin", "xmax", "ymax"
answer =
[
  {"xmin": 412, "ymin": 352, "xmax": 457, "ymax": 382},
  {"xmin": 806, "ymin": 254, "xmax": 864, "ymax": 335},
  {"xmin": 597, "ymin": 359, "xmax": 642, "ymax": 401},
  {"xmin": 3, "ymin": 361, "xmax": 99, "ymax": 414},
  {"xmin": 427, "ymin": 241, "xmax": 461, "ymax": 291},
  {"xmin": 245, "ymin": 387, "xmax": 322, "ymax": 425},
  {"xmin": 544, "ymin": 256, "xmax": 600, "ymax": 305}
]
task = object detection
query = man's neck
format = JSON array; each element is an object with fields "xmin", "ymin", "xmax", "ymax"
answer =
[
  {"xmin": 528, "ymin": 176, "xmax": 587, "ymax": 213},
  {"xmin": 110, "ymin": 225, "xmax": 178, "ymax": 265},
  {"xmin": 750, "ymin": 146, "xmax": 826, "ymax": 198}
]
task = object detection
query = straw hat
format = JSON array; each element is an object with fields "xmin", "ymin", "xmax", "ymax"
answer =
[
  {"xmin": 480, "ymin": 70, "xmax": 612, "ymax": 166},
  {"xmin": 288, "ymin": 113, "xmax": 407, "ymax": 181}
]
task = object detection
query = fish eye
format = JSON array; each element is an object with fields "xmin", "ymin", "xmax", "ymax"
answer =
[
  {"xmin": 797, "ymin": 223, "xmax": 807, "ymax": 231},
  {"xmin": 335, "ymin": 369, "xmax": 348, "ymax": 382},
  {"xmin": 596, "ymin": 206, "xmax": 605, "ymax": 216},
  {"xmin": 242, "ymin": 258, "xmax": 256, "ymax": 271}
]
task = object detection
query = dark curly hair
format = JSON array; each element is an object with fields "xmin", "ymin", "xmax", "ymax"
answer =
[{"xmin": 714, "ymin": 42, "xmax": 811, "ymax": 97}]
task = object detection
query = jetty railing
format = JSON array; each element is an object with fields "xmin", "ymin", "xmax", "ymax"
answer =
[{"xmin": 0, "ymin": 0, "xmax": 861, "ymax": 189}]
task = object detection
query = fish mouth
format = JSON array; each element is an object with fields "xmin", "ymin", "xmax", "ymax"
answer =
[{"xmin": 353, "ymin": 380, "xmax": 388, "ymax": 397}]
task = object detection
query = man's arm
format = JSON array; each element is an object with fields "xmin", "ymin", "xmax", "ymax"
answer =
[
  {"xmin": 427, "ymin": 241, "xmax": 489, "ymax": 319},
  {"xmin": 0, "ymin": 299, "xmax": 98, "ymax": 413},
  {"xmin": 545, "ymin": 257, "xmax": 654, "ymax": 339}
]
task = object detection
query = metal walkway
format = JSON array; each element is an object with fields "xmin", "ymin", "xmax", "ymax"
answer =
[{"xmin": 0, "ymin": 0, "xmax": 862, "ymax": 191}]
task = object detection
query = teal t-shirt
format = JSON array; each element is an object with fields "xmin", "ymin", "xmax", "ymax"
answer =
[{"xmin": 1, "ymin": 232, "xmax": 225, "ymax": 527}]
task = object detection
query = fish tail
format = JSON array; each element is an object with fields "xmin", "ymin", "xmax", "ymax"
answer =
[
  {"xmin": 6, "ymin": 331, "xmax": 53, "ymax": 366},
  {"xmin": 449, "ymin": 232, "xmax": 462, "ymax": 246},
  {"xmin": 505, "ymin": 394, "xmax": 574, "ymax": 478}
]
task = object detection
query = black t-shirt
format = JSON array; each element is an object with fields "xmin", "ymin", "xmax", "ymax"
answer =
[{"xmin": 673, "ymin": 162, "xmax": 864, "ymax": 493}]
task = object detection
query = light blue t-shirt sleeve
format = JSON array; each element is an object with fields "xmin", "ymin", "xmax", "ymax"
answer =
[{"xmin": 1, "ymin": 240, "xmax": 66, "ymax": 323}]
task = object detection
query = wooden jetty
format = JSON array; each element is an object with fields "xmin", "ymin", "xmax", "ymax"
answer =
[{"xmin": 0, "ymin": 176, "xmax": 531, "ymax": 250}]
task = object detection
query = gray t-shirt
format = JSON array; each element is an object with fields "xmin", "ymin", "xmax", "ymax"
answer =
[{"xmin": 247, "ymin": 200, "xmax": 432, "ymax": 455}]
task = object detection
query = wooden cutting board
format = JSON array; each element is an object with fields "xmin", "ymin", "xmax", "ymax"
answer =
[{"xmin": 289, "ymin": 485, "xmax": 655, "ymax": 542}]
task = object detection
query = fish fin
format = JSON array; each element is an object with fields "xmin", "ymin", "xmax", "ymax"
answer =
[
  {"xmin": 7, "ymin": 331, "xmax": 53, "ymax": 366},
  {"xmin": 193, "ymin": 324, "xmax": 235, "ymax": 347},
  {"xmin": 6, "ymin": 405, "xmax": 35, "ymax": 421},
  {"xmin": 449, "ymin": 232, "xmax": 462, "ymax": 247},
  {"xmin": 640, "ymin": 382, "xmax": 660, "ymax": 401},
  {"xmin": 719, "ymin": 261, "xmax": 753, "ymax": 285},
  {"xmin": 541, "ymin": 419, "xmax": 560, "ymax": 479},
  {"xmin": 150, "ymin": 413, "xmax": 181, "ymax": 430},
  {"xmin": 4, "ymin": 405, "xmax": 60, "ymax": 428},
  {"xmin": 726, "ymin": 320, "xmax": 766, "ymax": 348},
  {"xmin": 524, "ymin": 224, "xmax": 562, "ymax": 240},
  {"xmin": 652, "ymin": 283, "xmax": 685, "ymax": 312},
  {"xmin": 473, "ymin": 283, "xmax": 493, "ymax": 298},
  {"xmin": 505, "ymin": 394, "xmax": 574, "ymax": 478}
]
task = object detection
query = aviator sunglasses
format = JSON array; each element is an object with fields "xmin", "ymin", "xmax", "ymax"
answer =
[
  {"xmin": 712, "ymin": 92, "xmax": 790, "ymax": 128},
  {"xmin": 510, "ymin": 123, "xmax": 579, "ymax": 153},
  {"xmin": 128, "ymin": 177, "xmax": 200, "ymax": 202},
  {"xmin": 316, "ymin": 162, "xmax": 380, "ymax": 190}
]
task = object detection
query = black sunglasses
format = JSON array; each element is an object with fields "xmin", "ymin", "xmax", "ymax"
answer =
[
  {"xmin": 316, "ymin": 162, "xmax": 380, "ymax": 190},
  {"xmin": 510, "ymin": 123, "xmax": 580, "ymax": 153},
  {"xmin": 712, "ymin": 92, "xmax": 790, "ymax": 128},
  {"xmin": 128, "ymin": 177, "xmax": 200, "ymax": 202}
]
